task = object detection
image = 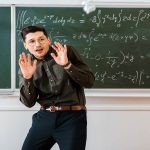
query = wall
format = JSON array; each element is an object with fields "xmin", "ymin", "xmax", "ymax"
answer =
[
  {"xmin": 1, "ymin": 96, "xmax": 150, "ymax": 150},
  {"xmin": 1, "ymin": 0, "xmax": 150, "ymax": 150}
]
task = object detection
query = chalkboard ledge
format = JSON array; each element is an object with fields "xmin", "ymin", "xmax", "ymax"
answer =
[
  {"xmin": 85, "ymin": 89, "xmax": 150, "ymax": 97},
  {"xmin": 1, "ymin": 89, "xmax": 150, "ymax": 98}
]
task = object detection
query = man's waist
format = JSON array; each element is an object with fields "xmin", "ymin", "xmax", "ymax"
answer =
[{"xmin": 40, "ymin": 105, "xmax": 86, "ymax": 112}]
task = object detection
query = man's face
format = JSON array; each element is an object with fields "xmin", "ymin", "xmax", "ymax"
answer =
[{"xmin": 24, "ymin": 31, "xmax": 51, "ymax": 59}]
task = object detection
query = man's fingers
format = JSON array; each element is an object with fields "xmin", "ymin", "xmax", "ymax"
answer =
[
  {"xmin": 51, "ymin": 53, "xmax": 57, "ymax": 61},
  {"xmin": 55, "ymin": 42, "xmax": 64, "ymax": 49},
  {"xmin": 19, "ymin": 53, "xmax": 23, "ymax": 59},
  {"xmin": 22, "ymin": 52, "xmax": 27, "ymax": 62},
  {"xmin": 19, "ymin": 54, "xmax": 25, "ymax": 65},
  {"xmin": 64, "ymin": 44, "xmax": 67, "ymax": 53},
  {"xmin": 27, "ymin": 54, "xmax": 31, "ymax": 64},
  {"xmin": 19, "ymin": 53, "xmax": 36, "ymax": 71},
  {"xmin": 32, "ymin": 60, "xmax": 37, "ymax": 70},
  {"xmin": 51, "ymin": 44, "xmax": 59, "ymax": 52},
  {"xmin": 19, "ymin": 53, "xmax": 32, "ymax": 64},
  {"xmin": 33, "ymin": 59, "xmax": 37, "ymax": 66},
  {"xmin": 52, "ymin": 42, "xmax": 65, "ymax": 52}
]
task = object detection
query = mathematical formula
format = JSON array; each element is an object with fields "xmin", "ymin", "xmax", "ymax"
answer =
[{"xmin": 16, "ymin": 8, "xmax": 150, "ymax": 87}]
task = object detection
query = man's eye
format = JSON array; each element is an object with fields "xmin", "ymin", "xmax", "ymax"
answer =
[
  {"xmin": 30, "ymin": 40, "xmax": 35, "ymax": 43},
  {"xmin": 28, "ymin": 40, "xmax": 34, "ymax": 44}
]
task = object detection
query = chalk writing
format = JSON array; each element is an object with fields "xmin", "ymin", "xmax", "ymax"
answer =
[
  {"xmin": 89, "ymin": 9, "xmax": 150, "ymax": 28},
  {"xmin": 73, "ymin": 30, "xmax": 148, "ymax": 45},
  {"xmin": 16, "ymin": 8, "xmax": 150, "ymax": 88},
  {"xmin": 94, "ymin": 70, "xmax": 145, "ymax": 86}
]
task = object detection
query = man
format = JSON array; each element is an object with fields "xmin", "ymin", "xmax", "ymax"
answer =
[{"xmin": 18, "ymin": 25, "xmax": 95, "ymax": 150}]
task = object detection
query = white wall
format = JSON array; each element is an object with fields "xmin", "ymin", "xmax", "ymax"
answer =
[{"xmin": 1, "ymin": 96, "xmax": 150, "ymax": 150}]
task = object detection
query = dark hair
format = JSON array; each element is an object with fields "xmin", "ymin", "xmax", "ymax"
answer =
[{"xmin": 21, "ymin": 25, "xmax": 49, "ymax": 42}]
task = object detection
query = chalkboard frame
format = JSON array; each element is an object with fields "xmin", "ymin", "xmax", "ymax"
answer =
[{"xmin": 1, "ymin": 3, "xmax": 150, "ymax": 98}]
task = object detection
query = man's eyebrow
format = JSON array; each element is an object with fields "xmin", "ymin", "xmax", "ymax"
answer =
[{"xmin": 27, "ymin": 36, "xmax": 46, "ymax": 41}]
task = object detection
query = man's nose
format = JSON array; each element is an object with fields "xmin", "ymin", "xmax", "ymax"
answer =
[{"xmin": 35, "ymin": 40, "xmax": 41, "ymax": 46}]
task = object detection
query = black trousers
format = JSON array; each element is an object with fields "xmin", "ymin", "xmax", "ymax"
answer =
[{"xmin": 22, "ymin": 110, "xmax": 87, "ymax": 150}]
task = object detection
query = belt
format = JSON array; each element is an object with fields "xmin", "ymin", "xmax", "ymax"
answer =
[{"xmin": 41, "ymin": 105, "xmax": 86, "ymax": 112}]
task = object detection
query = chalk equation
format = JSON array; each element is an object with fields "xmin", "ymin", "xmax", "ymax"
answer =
[
  {"xmin": 94, "ymin": 70, "xmax": 146, "ymax": 86},
  {"xmin": 16, "ymin": 9, "xmax": 150, "ymax": 29},
  {"xmin": 80, "ymin": 49, "xmax": 135, "ymax": 68},
  {"xmin": 16, "ymin": 8, "xmax": 150, "ymax": 87}
]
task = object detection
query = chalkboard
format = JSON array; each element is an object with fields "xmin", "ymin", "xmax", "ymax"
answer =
[
  {"xmin": 16, "ymin": 7, "xmax": 150, "ymax": 88},
  {"xmin": 0, "ymin": 7, "xmax": 11, "ymax": 89}
]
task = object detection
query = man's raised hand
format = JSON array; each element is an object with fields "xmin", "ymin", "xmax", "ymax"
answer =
[{"xmin": 19, "ymin": 53, "xmax": 37, "ymax": 79}]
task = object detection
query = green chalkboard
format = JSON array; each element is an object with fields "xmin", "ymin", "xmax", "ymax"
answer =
[
  {"xmin": 0, "ymin": 7, "xmax": 11, "ymax": 89},
  {"xmin": 16, "ymin": 7, "xmax": 150, "ymax": 88}
]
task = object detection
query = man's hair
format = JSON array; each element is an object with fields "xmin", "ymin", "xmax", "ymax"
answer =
[{"xmin": 21, "ymin": 25, "xmax": 49, "ymax": 42}]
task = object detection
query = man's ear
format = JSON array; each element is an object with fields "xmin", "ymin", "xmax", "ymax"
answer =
[
  {"xmin": 23, "ymin": 42, "xmax": 27, "ymax": 50},
  {"xmin": 47, "ymin": 37, "xmax": 51, "ymax": 45}
]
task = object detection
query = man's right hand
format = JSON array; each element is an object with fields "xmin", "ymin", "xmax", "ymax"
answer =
[{"xmin": 19, "ymin": 53, "xmax": 37, "ymax": 79}]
